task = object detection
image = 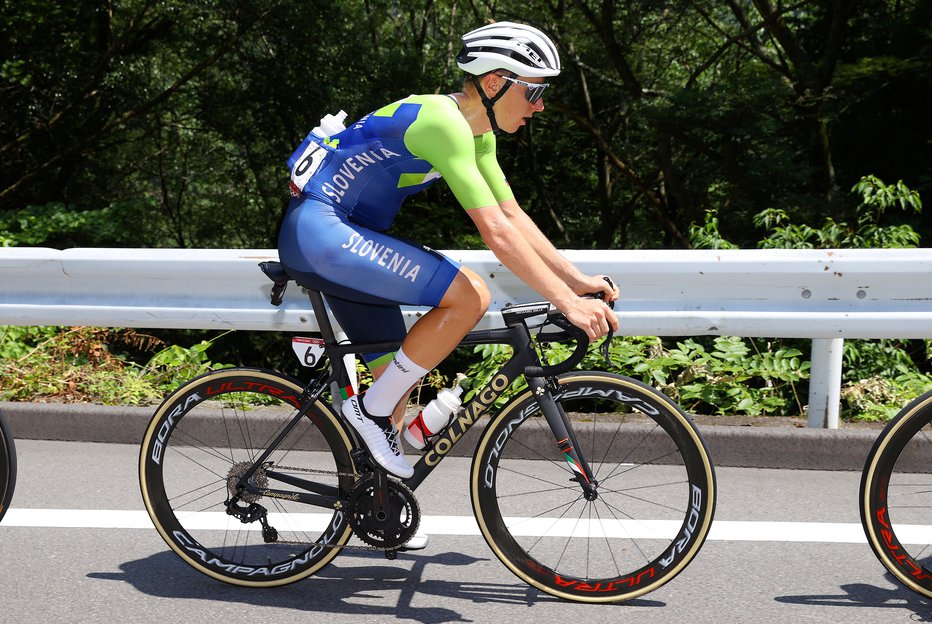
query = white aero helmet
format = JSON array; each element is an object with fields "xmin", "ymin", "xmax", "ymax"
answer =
[{"xmin": 457, "ymin": 21, "xmax": 561, "ymax": 78}]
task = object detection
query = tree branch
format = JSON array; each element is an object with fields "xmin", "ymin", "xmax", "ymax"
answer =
[{"xmin": 552, "ymin": 96, "xmax": 692, "ymax": 248}]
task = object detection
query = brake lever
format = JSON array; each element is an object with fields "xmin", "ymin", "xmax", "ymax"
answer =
[
  {"xmin": 598, "ymin": 276, "xmax": 616, "ymax": 367},
  {"xmin": 600, "ymin": 328, "xmax": 615, "ymax": 369}
]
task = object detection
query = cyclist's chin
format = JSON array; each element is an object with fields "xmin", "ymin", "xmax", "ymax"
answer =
[{"xmin": 501, "ymin": 117, "xmax": 527, "ymax": 133}]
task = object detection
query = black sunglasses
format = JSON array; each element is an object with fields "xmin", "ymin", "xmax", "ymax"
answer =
[{"xmin": 499, "ymin": 75, "xmax": 550, "ymax": 104}]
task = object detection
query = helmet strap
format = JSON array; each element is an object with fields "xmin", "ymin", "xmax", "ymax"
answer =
[{"xmin": 471, "ymin": 74, "xmax": 512, "ymax": 135}]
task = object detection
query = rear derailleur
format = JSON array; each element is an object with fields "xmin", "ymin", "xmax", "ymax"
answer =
[{"xmin": 224, "ymin": 460, "xmax": 278, "ymax": 543}]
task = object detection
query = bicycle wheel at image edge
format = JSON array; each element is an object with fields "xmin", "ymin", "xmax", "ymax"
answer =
[
  {"xmin": 139, "ymin": 368, "xmax": 356, "ymax": 586},
  {"xmin": 861, "ymin": 389, "xmax": 932, "ymax": 599},
  {"xmin": 471, "ymin": 371, "xmax": 716, "ymax": 603},
  {"xmin": 0, "ymin": 410, "xmax": 16, "ymax": 522}
]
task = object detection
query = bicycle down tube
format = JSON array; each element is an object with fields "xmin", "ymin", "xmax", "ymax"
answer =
[{"xmin": 307, "ymin": 291, "xmax": 598, "ymax": 495}]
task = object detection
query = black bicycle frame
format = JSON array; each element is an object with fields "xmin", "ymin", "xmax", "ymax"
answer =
[{"xmin": 237, "ymin": 287, "xmax": 599, "ymax": 506}]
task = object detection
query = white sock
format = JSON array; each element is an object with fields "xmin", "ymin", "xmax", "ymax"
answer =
[{"xmin": 361, "ymin": 347, "xmax": 429, "ymax": 418}]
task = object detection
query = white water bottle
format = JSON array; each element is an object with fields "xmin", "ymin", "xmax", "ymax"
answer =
[
  {"xmin": 404, "ymin": 383, "xmax": 464, "ymax": 450},
  {"xmin": 311, "ymin": 110, "xmax": 348, "ymax": 139}
]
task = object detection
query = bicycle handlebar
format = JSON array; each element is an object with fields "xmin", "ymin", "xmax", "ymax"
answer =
[
  {"xmin": 523, "ymin": 316, "xmax": 591, "ymax": 378},
  {"xmin": 524, "ymin": 278, "xmax": 616, "ymax": 378}
]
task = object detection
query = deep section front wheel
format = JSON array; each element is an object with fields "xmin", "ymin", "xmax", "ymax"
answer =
[
  {"xmin": 471, "ymin": 371, "xmax": 716, "ymax": 603},
  {"xmin": 139, "ymin": 368, "xmax": 356, "ymax": 586},
  {"xmin": 861, "ymin": 389, "xmax": 932, "ymax": 599}
]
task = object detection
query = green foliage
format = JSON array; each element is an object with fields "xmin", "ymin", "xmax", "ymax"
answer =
[
  {"xmin": 753, "ymin": 176, "xmax": 923, "ymax": 249},
  {"xmin": 599, "ymin": 335, "xmax": 810, "ymax": 416},
  {"xmin": 662, "ymin": 338, "xmax": 809, "ymax": 416},
  {"xmin": 840, "ymin": 339, "xmax": 932, "ymax": 421},
  {"xmin": 464, "ymin": 334, "xmax": 809, "ymax": 417},
  {"xmin": 139, "ymin": 331, "xmax": 234, "ymax": 391},
  {"xmin": 0, "ymin": 325, "xmax": 231, "ymax": 405},
  {"xmin": 0, "ymin": 201, "xmax": 154, "ymax": 248},
  {"xmin": 689, "ymin": 210, "xmax": 740, "ymax": 250}
]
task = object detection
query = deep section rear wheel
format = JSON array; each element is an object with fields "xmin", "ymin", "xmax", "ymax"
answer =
[
  {"xmin": 0, "ymin": 410, "xmax": 16, "ymax": 522},
  {"xmin": 139, "ymin": 368, "xmax": 355, "ymax": 586},
  {"xmin": 472, "ymin": 372, "xmax": 716, "ymax": 603},
  {"xmin": 861, "ymin": 389, "xmax": 932, "ymax": 598}
]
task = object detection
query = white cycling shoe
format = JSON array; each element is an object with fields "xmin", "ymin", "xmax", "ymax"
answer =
[
  {"xmin": 342, "ymin": 395, "xmax": 414, "ymax": 479},
  {"xmin": 400, "ymin": 533, "xmax": 430, "ymax": 551}
]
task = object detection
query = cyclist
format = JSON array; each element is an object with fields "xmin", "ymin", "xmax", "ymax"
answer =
[{"xmin": 278, "ymin": 21, "xmax": 618, "ymax": 485}]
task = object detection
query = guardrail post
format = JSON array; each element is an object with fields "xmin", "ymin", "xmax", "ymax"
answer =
[{"xmin": 808, "ymin": 338, "xmax": 844, "ymax": 429}]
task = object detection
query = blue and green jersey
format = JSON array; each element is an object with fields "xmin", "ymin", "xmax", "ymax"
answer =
[{"xmin": 287, "ymin": 94, "xmax": 514, "ymax": 230}]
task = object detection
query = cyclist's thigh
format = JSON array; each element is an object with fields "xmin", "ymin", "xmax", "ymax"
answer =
[
  {"xmin": 278, "ymin": 198, "xmax": 460, "ymax": 307},
  {"xmin": 326, "ymin": 295, "xmax": 406, "ymax": 368}
]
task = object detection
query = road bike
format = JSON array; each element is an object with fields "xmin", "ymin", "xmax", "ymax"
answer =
[
  {"xmin": 861, "ymin": 388, "xmax": 932, "ymax": 598},
  {"xmin": 0, "ymin": 408, "xmax": 16, "ymax": 523},
  {"xmin": 138, "ymin": 261, "xmax": 716, "ymax": 603}
]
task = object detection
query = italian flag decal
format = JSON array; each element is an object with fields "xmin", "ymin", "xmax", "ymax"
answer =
[
  {"xmin": 558, "ymin": 438, "xmax": 590, "ymax": 483},
  {"xmin": 563, "ymin": 452, "xmax": 590, "ymax": 483}
]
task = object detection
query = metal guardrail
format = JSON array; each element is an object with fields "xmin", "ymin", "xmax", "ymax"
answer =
[{"xmin": 2, "ymin": 247, "xmax": 931, "ymax": 428}]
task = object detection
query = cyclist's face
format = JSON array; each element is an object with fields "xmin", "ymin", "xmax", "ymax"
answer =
[{"xmin": 490, "ymin": 74, "xmax": 546, "ymax": 133}]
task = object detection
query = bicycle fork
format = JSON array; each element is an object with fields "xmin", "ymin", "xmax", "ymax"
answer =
[{"xmin": 527, "ymin": 376, "xmax": 599, "ymax": 500}]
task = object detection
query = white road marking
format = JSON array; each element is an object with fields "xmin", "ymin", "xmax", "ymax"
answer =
[{"xmin": 4, "ymin": 508, "xmax": 927, "ymax": 544}]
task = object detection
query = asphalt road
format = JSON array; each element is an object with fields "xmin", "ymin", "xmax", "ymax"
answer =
[{"xmin": 2, "ymin": 439, "xmax": 931, "ymax": 624}]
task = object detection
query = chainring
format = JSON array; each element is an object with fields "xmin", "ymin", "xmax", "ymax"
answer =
[{"xmin": 347, "ymin": 474, "xmax": 420, "ymax": 550}]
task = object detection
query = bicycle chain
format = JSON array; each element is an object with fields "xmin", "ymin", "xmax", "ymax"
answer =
[
  {"xmin": 262, "ymin": 463, "xmax": 412, "ymax": 553},
  {"xmin": 271, "ymin": 464, "xmax": 360, "ymax": 479}
]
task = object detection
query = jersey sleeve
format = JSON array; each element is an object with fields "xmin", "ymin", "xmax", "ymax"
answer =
[{"xmin": 403, "ymin": 97, "xmax": 505, "ymax": 210}]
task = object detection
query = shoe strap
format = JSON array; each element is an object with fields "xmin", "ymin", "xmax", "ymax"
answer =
[{"xmin": 384, "ymin": 426, "xmax": 402, "ymax": 456}]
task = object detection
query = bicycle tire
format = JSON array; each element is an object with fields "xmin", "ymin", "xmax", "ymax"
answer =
[
  {"xmin": 860, "ymin": 389, "xmax": 932, "ymax": 598},
  {"xmin": 139, "ymin": 368, "xmax": 356, "ymax": 586},
  {"xmin": 0, "ymin": 410, "xmax": 16, "ymax": 523},
  {"xmin": 471, "ymin": 371, "xmax": 716, "ymax": 603}
]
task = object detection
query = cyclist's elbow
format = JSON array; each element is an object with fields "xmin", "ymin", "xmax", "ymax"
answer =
[{"xmin": 480, "ymin": 220, "xmax": 518, "ymax": 255}]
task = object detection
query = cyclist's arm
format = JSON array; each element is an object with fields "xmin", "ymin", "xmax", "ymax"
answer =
[
  {"xmin": 472, "ymin": 132, "xmax": 617, "ymax": 301},
  {"xmin": 499, "ymin": 198, "xmax": 617, "ymax": 300},
  {"xmin": 406, "ymin": 114, "xmax": 579, "ymax": 304},
  {"xmin": 404, "ymin": 99, "xmax": 504, "ymax": 210},
  {"xmin": 404, "ymin": 102, "xmax": 616, "ymax": 337},
  {"xmin": 467, "ymin": 204, "xmax": 617, "ymax": 339}
]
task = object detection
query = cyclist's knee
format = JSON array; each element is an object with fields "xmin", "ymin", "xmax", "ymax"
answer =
[{"xmin": 443, "ymin": 268, "xmax": 490, "ymax": 321}]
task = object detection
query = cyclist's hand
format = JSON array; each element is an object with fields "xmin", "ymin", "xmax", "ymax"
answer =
[
  {"xmin": 563, "ymin": 296, "xmax": 619, "ymax": 341},
  {"xmin": 573, "ymin": 274, "xmax": 619, "ymax": 303}
]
